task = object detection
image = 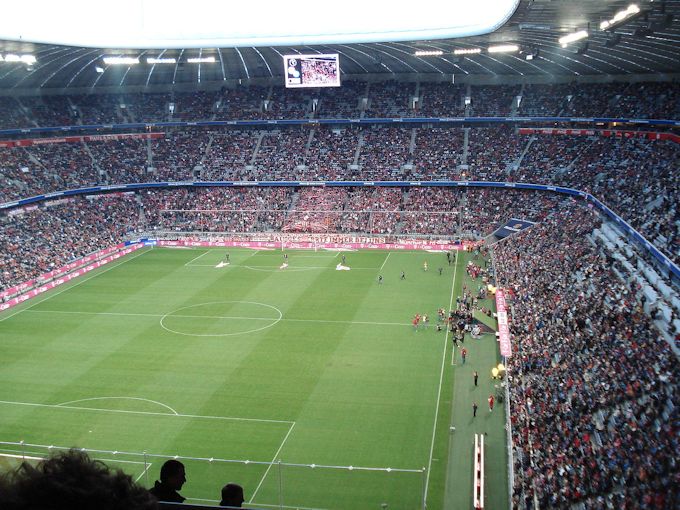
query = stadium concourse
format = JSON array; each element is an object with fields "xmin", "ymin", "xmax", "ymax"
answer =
[{"xmin": 1, "ymin": 79, "xmax": 679, "ymax": 509}]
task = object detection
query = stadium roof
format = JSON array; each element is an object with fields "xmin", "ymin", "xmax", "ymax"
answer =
[{"xmin": 0, "ymin": 0, "xmax": 678, "ymax": 90}]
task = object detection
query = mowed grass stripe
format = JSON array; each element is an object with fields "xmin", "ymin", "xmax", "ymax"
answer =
[{"xmin": 248, "ymin": 251, "xmax": 450, "ymax": 508}]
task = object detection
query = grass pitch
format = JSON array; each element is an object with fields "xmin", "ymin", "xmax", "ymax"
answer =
[{"xmin": 0, "ymin": 247, "xmax": 507, "ymax": 509}]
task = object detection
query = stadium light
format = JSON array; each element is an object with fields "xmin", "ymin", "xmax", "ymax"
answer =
[
  {"xmin": 454, "ymin": 48, "xmax": 482, "ymax": 55},
  {"xmin": 414, "ymin": 50, "xmax": 443, "ymax": 56},
  {"xmin": 103, "ymin": 56, "xmax": 139, "ymax": 65},
  {"xmin": 559, "ymin": 30, "xmax": 589, "ymax": 47},
  {"xmin": 187, "ymin": 56, "xmax": 215, "ymax": 63},
  {"xmin": 147, "ymin": 57, "xmax": 176, "ymax": 64},
  {"xmin": 95, "ymin": 66, "xmax": 105, "ymax": 73},
  {"xmin": 600, "ymin": 4, "xmax": 641, "ymax": 30},
  {"xmin": 3, "ymin": 53, "xmax": 36, "ymax": 64},
  {"xmin": 487, "ymin": 44, "xmax": 519, "ymax": 53}
]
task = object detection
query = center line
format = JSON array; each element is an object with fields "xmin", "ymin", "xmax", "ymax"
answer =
[{"xmin": 24, "ymin": 309, "xmax": 410, "ymax": 327}]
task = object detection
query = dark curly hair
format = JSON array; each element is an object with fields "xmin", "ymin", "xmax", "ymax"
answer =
[{"xmin": 0, "ymin": 449, "xmax": 158, "ymax": 510}]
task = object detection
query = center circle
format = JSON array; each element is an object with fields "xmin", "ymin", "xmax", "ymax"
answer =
[{"xmin": 159, "ymin": 301, "xmax": 283, "ymax": 337}]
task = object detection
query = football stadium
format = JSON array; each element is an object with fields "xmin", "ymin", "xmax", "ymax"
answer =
[{"xmin": 0, "ymin": 1, "xmax": 678, "ymax": 509}]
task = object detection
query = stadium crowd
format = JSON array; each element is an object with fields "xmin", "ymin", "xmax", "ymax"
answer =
[
  {"xmin": 0, "ymin": 81, "xmax": 677, "ymax": 131},
  {"xmin": 494, "ymin": 204, "xmax": 679, "ymax": 509},
  {"xmin": 1, "ymin": 122, "xmax": 678, "ymax": 264},
  {"xmin": 0, "ymin": 79, "xmax": 678, "ymax": 510},
  {"xmin": 0, "ymin": 194, "xmax": 140, "ymax": 290}
]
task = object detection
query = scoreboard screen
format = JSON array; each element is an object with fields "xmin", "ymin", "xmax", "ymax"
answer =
[{"xmin": 283, "ymin": 54, "xmax": 340, "ymax": 88}]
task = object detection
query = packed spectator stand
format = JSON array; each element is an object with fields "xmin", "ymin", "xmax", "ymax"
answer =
[
  {"xmin": 495, "ymin": 204, "xmax": 679, "ymax": 509},
  {"xmin": 1, "ymin": 79, "xmax": 679, "ymax": 509}
]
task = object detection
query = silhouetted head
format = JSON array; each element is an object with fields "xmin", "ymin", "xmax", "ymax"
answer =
[
  {"xmin": 220, "ymin": 483, "xmax": 244, "ymax": 508},
  {"xmin": 159, "ymin": 460, "xmax": 186, "ymax": 491}
]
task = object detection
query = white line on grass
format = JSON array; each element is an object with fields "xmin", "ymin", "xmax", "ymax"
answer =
[
  {"xmin": 24, "ymin": 309, "xmax": 412, "ymax": 327},
  {"xmin": 0, "ymin": 400, "xmax": 294, "ymax": 425},
  {"xmin": 379, "ymin": 252, "xmax": 391, "ymax": 271},
  {"xmin": 56, "ymin": 397, "xmax": 179, "ymax": 415},
  {"xmin": 0, "ymin": 248, "xmax": 149, "ymax": 323},
  {"xmin": 185, "ymin": 264, "xmax": 381, "ymax": 270},
  {"xmin": 424, "ymin": 250, "xmax": 458, "ymax": 506},
  {"xmin": 0, "ymin": 453, "xmax": 43, "ymax": 460},
  {"xmin": 184, "ymin": 250, "xmax": 210, "ymax": 266},
  {"xmin": 249, "ymin": 422, "xmax": 296, "ymax": 504},
  {"xmin": 135, "ymin": 462, "xmax": 152, "ymax": 483},
  {"xmin": 0, "ymin": 450, "xmax": 147, "ymax": 465}
]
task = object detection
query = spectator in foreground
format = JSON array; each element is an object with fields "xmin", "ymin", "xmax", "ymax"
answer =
[
  {"xmin": 0, "ymin": 449, "xmax": 157, "ymax": 510},
  {"xmin": 148, "ymin": 459, "xmax": 186, "ymax": 503},
  {"xmin": 220, "ymin": 483, "xmax": 245, "ymax": 508}
]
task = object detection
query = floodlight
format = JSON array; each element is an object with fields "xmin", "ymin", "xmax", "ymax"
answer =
[
  {"xmin": 414, "ymin": 50, "xmax": 443, "ymax": 56},
  {"xmin": 187, "ymin": 56, "xmax": 215, "ymax": 63},
  {"xmin": 488, "ymin": 44, "xmax": 519, "ymax": 53},
  {"xmin": 147, "ymin": 57, "xmax": 176, "ymax": 64},
  {"xmin": 559, "ymin": 30, "xmax": 589, "ymax": 47},
  {"xmin": 103, "ymin": 56, "xmax": 139, "ymax": 65},
  {"xmin": 95, "ymin": 66, "xmax": 105, "ymax": 73},
  {"xmin": 601, "ymin": 4, "xmax": 641, "ymax": 30},
  {"xmin": 454, "ymin": 48, "xmax": 482, "ymax": 55},
  {"xmin": 4, "ymin": 54, "xmax": 36, "ymax": 64}
]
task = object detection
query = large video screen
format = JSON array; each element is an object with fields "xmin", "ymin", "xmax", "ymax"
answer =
[{"xmin": 283, "ymin": 54, "xmax": 340, "ymax": 88}]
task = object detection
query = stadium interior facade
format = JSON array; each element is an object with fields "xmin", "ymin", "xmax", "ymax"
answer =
[{"xmin": 0, "ymin": 1, "xmax": 679, "ymax": 509}]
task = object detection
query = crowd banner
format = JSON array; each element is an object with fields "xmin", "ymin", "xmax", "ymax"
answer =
[
  {"xmin": 495, "ymin": 289, "xmax": 512, "ymax": 358},
  {"xmin": 0, "ymin": 244, "xmax": 143, "ymax": 312},
  {"xmin": 154, "ymin": 239, "xmax": 465, "ymax": 252},
  {"xmin": 0, "ymin": 132, "xmax": 163, "ymax": 148}
]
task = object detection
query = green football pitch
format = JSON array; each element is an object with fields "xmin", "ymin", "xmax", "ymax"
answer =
[{"xmin": 0, "ymin": 247, "xmax": 508, "ymax": 510}]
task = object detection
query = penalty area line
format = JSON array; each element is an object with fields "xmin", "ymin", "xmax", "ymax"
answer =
[
  {"xmin": 249, "ymin": 422, "xmax": 296, "ymax": 504},
  {"xmin": 184, "ymin": 250, "xmax": 210, "ymax": 266}
]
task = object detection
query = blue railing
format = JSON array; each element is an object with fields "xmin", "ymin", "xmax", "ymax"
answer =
[{"xmin": 0, "ymin": 115, "xmax": 678, "ymax": 137}]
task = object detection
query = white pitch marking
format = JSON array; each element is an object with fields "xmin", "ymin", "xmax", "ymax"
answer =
[
  {"xmin": 249, "ymin": 422, "xmax": 296, "ymax": 504},
  {"xmin": 0, "ymin": 452, "xmax": 43, "ymax": 460},
  {"xmin": 0, "ymin": 400, "xmax": 294, "ymax": 425},
  {"xmin": 91, "ymin": 458, "xmax": 147, "ymax": 465},
  {"xmin": 424, "ymin": 249, "xmax": 458, "ymax": 506},
  {"xmin": 184, "ymin": 250, "xmax": 210, "ymax": 266},
  {"xmin": 186, "ymin": 264, "xmax": 380, "ymax": 271},
  {"xmin": 56, "ymin": 397, "xmax": 179, "ymax": 415},
  {"xmin": 0, "ymin": 248, "xmax": 148, "ymax": 323},
  {"xmin": 0, "ymin": 450, "xmax": 147, "ymax": 466},
  {"xmin": 159, "ymin": 301, "xmax": 284, "ymax": 338},
  {"xmin": 379, "ymin": 252, "xmax": 391, "ymax": 271},
  {"xmin": 25, "ymin": 309, "xmax": 411, "ymax": 327},
  {"xmin": 135, "ymin": 462, "xmax": 152, "ymax": 483}
]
